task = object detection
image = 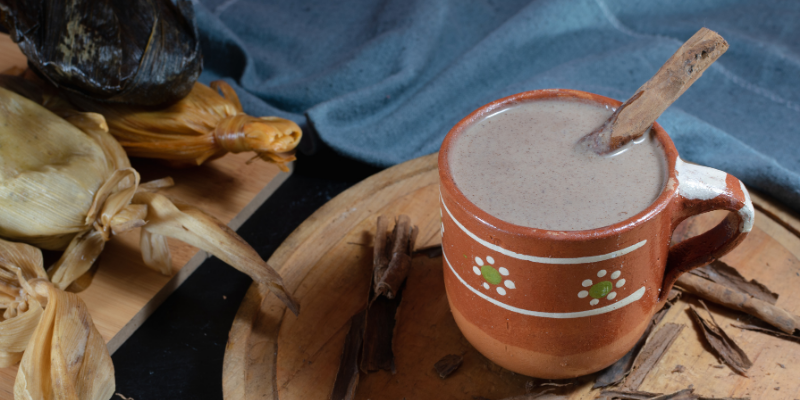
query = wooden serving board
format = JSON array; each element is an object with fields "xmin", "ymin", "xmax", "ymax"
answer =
[
  {"xmin": 224, "ymin": 153, "xmax": 800, "ymax": 400},
  {"xmin": 0, "ymin": 35, "xmax": 290, "ymax": 397}
]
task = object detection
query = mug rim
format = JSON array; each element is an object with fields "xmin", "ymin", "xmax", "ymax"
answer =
[{"xmin": 438, "ymin": 88, "xmax": 680, "ymax": 240}]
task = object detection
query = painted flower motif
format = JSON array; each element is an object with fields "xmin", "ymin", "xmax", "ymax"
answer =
[
  {"xmin": 577, "ymin": 269, "xmax": 626, "ymax": 306},
  {"xmin": 472, "ymin": 255, "xmax": 515, "ymax": 296}
]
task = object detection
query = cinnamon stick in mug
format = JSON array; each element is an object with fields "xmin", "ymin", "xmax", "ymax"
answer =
[{"xmin": 579, "ymin": 28, "xmax": 728, "ymax": 154}]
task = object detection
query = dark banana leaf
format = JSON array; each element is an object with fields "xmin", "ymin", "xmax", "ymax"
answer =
[{"xmin": 0, "ymin": 0, "xmax": 202, "ymax": 106}]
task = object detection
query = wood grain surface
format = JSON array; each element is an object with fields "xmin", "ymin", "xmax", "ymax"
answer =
[
  {"xmin": 224, "ymin": 152, "xmax": 800, "ymax": 400},
  {"xmin": 0, "ymin": 34, "xmax": 289, "ymax": 398}
]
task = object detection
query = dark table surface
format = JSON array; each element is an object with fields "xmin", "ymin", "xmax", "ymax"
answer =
[{"xmin": 111, "ymin": 135, "xmax": 382, "ymax": 399}]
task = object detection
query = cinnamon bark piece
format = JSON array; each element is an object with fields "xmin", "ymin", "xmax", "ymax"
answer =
[
  {"xmin": 732, "ymin": 323, "xmax": 800, "ymax": 344},
  {"xmin": 580, "ymin": 28, "xmax": 728, "ymax": 154},
  {"xmin": 433, "ymin": 354, "xmax": 463, "ymax": 379},
  {"xmin": 360, "ymin": 294, "xmax": 400, "ymax": 373},
  {"xmin": 688, "ymin": 301, "xmax": 752, "ymax": 376},
  {"xmin": 330, "ymin": 310, "xmax": 367, "ymax": 400},
  {"xmin": 594, "ymin": 297, "xmax": 674, "ymax": 388},
  {"xmin": 599, "ymin": 388, "xmax": 698, "ymax": 400},
  {"xmin": 413, "ymin": 244, "xmax": 443, "ymax": 258},
  {"xmin": 622, "ymin": 323, "xmax": 685, "ymax": 390},
  {"xmin": 497, "ymin": 392, "xmax": 566, "ymax": 400}
]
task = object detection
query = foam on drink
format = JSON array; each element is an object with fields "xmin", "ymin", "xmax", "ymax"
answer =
[{"xmin": 448, "ymin": 98, "xmax": 667, "ymax": 231}]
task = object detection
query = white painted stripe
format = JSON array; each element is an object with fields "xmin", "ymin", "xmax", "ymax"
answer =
[
  {"xmin": 441, "ymin": 199, "xmax": 646, "ymax": 264},
  {"xmin": 675, "ymin": 158, "xmax": 728, "ymax": 201},
  {"xmin": 445, "ymin": 253, "xmax": 646, "ymax": 319},
  {"xmin": 738, "ymin": 181, "xmax": 754, "ymax": 233}
]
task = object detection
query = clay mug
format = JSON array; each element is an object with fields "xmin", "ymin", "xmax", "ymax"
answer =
[{"xmin": 438, "ymin": 89, "xmax": 754, "ymax": 379}]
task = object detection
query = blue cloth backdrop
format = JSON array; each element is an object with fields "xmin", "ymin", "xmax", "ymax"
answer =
[{"xmin": 194, "ymin": 0, "xmax": 800, "ymax": 211}]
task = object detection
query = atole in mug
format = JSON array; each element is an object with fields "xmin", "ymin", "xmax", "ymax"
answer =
[{"xmin": 438, "ymin": 89, "xmax": 754, "ymax": 379}]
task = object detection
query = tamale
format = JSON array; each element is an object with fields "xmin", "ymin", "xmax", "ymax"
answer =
[
  {"xmin": 0, "ymin": 238, "xmax": 114, "ymax": 400},
  {"xmin": 0, "ymin": 86, "xmax": 299, "ymax": 314},
  {"xmin": 0, "ymin": 0, "xmax": 202, "ymax": 106},
  {"xmin": 73, "ymin": 80, "xmax": 303, "ymax": 170}
]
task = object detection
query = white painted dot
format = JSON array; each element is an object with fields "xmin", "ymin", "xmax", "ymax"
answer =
[
  {"xmin": 607, "ymin": 292, "xmax": 617, "ymax": 300},
  {"xmin": 578, "ymin": 290, "xmax": 588, "ymax": 298},
  {"xmin": 597, "ymin": 270, "xmax": 607, "ymax": 278},
  {"xmin": 498, "ymin": 267, "xmax": 509, "ymax": 276},
  {"xmin": 611, "ymin": 271, "xmax": 621, "ymax": 279},
  {"xmin": 487, "ymin": 256, "xmax": 495, "ymax": 264},
  {"xmin": 496, "ymin": 287, "xmax": 506, "ymax": 295},
  {"xmin": 473, "ymin": 266, "xmax": 481, "ymax": 275},
  {"xmin": 590, "ymin": 299, "xmax": 599, "ymax": 306},
  {"xmin": 582, "ymin": 279, "xmax": 592, "ymax": 287},
  {"xmin": 616, "ymin": 278, "xmax": 626, "ymax": 288},
  {"xmin": 483, "ymin": 282, "xmax": 490, "ymax": 290},
  {"xmin": 475, "ymin": 257, "xmax": 483, "ymax": 266},
  {"xmin": 504, "ymin": 280, "xmax": 515, "ymax": 289}
]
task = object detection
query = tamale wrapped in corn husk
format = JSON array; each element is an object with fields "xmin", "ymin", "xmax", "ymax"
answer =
[
  {"xmin": 0, "ymin": 0, "xmax": 202, "ymax": 106},
  {"xmin": 73, "ymin": 81, "xmax": 303, "ymax": 171},
  {"xmin": 0, "ymin": 238, "xmax": 114, "ymax": 400},
  {"xmin": 0, "ymin": 86, "xmax": 299, "ymax": 314}
]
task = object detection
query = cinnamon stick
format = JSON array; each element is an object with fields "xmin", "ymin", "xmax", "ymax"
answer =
[
  {"xmin": 689, "ymin": 261, "xmax": 778, "ymax": 305},
  {"xmin": 580, "ymin": 28, "xmax": 728, "ymax": 154},
  {"xmin": 375, "ymin": 219, "xmax": 417, "ymax": 299},
  {"xmin": 372, "ymin": 216, "xmax": 390, "ymax": 288},
  {"xmin": 676, "ymin": 272, "xmax": 800, "ymax": 334},
  {"xmin": 361, "ymin": 215, "xmax": 418, "ymax": 372}
]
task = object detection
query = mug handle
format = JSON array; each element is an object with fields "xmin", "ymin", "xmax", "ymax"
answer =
[{"xmin": 660, "ymin": 159, "xmax": 754, "ymax": 301}]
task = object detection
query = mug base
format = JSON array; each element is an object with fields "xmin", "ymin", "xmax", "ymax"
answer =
[{"xmin": 450, "ymin": 303, "xmax": 650, "ymax": 379}]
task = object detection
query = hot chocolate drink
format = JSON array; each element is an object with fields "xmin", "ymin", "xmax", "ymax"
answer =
[{"xmin": 448, "ymin": 98, "xmax": 667, "ymax": 231}]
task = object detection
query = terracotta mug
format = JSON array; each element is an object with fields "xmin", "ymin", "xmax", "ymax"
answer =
[{"xmin": 438, "ymin": 89, "xmax": 754, "ymax": 379}]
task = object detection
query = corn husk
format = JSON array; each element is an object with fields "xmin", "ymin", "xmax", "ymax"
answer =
[
  {"xmin": 0, "ymin": 86, "xmax": 299, "ymax": 314},
  {"xmin": 0, "ymin": 238, "xmax": 114, "ymax": 400},
  {"xmin": 0, "ymin": 0, "xmax": 202, "ymax": 107},
  {"xmin": 72, "ymin": 81, "xmax": 303, "ymax": 171}
]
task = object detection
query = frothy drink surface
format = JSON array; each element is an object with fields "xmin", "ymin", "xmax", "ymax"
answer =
[{"xmin": 448, "ymin": 99, "xmax": 666, "ymax": 231}]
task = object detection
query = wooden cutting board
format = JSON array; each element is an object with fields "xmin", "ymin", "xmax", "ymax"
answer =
[
  {"xmin": 223, "ymin": 153, "xmax": 800, "ymax": 400},
  {"xmin": 0, "ymin": 34, "xmax": 290, "ymax": 397}
]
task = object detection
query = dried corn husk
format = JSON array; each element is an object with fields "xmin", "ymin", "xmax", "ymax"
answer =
[
  {"xmin": 0, "ymin": 238, "xmax": 114, "ymax": 400},
  {"xmin": 0, "ymin": 86, "xmax": 299, "ymax": 314},
  {"xmin": 72, "ymin": 81, "xmax": 302, "ymax": 171},
  {"xmin": 0, "ymin": 0, "xmax": 202, "ymax": 107}
]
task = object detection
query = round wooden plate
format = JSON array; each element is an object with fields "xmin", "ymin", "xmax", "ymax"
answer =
[{"xmin": 223, "ymin": 153, "xmax": 800, "ymax": 399}]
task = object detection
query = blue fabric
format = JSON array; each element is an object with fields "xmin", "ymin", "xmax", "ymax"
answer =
[{"xmin": 194, "ymin": 0, "xmax": 800, "ymax": 211}]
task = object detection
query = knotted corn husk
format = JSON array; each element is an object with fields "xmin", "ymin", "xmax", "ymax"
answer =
[
  {"xmin": 72, "ymin": 81, "xmax": 302, "ymax": 171},
  {"xmin": 0, "ymin": 86, "xmax": 299, "ymax": 314},
  {"xmin": 0, "ymin": 238, "xmax": 114, "ymax": 400},
  {"xmin": 0, "ymin": 0, "xmax": 202, "ymax": 107}
]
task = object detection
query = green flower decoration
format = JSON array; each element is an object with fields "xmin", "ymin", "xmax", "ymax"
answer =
[
  {"xmin": 578, "ymin": 269, "xmax": 626, "ymax": 306},
  {"xmin": 471, "ymin": 255, "xmax": 516, "ymax": 296}
]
